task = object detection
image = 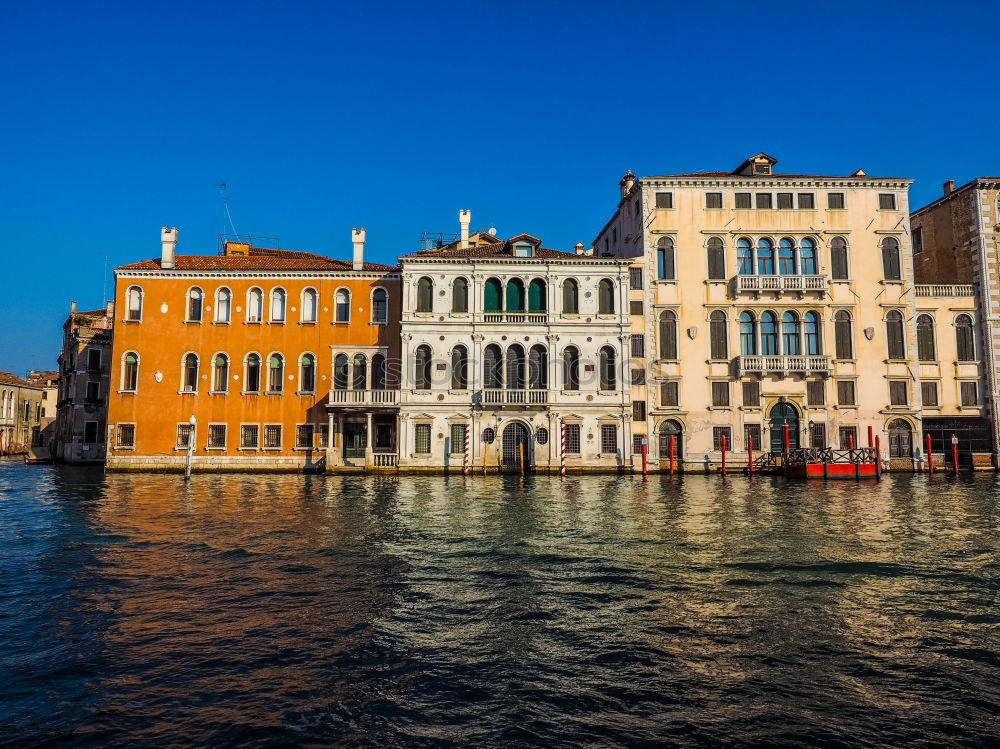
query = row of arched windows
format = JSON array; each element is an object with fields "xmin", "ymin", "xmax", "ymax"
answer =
[
  {"xmin": 332, "ymin": 353, "xmax": 390, "ymax": 390},
  {"xmin": 118, "ymin": 351, "xmax": 319, "ymax": 394},
  {"xmin": 123, "ymin": 286, "xmax": 389, "ymax": 324},
  {"xmin": 916, "ymin": 313, "xmax": 977, "ymax": 362},
  {"xmin": 414, "ymin": 276, "xmax": 618, "ymax": 315}
]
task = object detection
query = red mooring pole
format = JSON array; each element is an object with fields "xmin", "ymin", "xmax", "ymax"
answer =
[
  {"xmin": 669, "ymin": 435, "xmax": 675, "ymax": 475},
  {"xmin": 641, "ymin": 436, "xmax": 648, "ymax": 475},
  {"xmin": 952, "ymin": 433, "xmax": 959, "ymax": 474},
  {"xmin": 867, "ymin": 426, "xmax": 874, "ymax": 448},
  {"xmin": 926, "ymin": 433, "xmax": 934, "ymax": 474},
  {"xmin": 748, "ymin": 433, "xmax": 754, "ymax": 476},
  {"xmin": 783, "ymin": 424, "xmax": 790, "ymax": 477},
  {"xmin": 721, "ymin": 434, "xmax": 727, "ymax": 476},
  {"xmin": 875, "ymin": 435, "xmax": 882, "ymax": 479},
  {"xmin": 849, "ymin": 432, "xmax": 855, "ymax": 450}
]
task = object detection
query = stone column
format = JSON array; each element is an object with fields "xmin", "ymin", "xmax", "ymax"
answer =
[{"xmin": 365, "ymin": 411, "xmax": 374, "ymax": 467}]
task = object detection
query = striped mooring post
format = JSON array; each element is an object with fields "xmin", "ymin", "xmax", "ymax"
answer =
[
  {"xmin": 560, "ymin": 420, "xmax": 566, "ymax": 477},
  {"xmin": 463, "ymin": 423, "xmax": 470, "ymax": 474}
]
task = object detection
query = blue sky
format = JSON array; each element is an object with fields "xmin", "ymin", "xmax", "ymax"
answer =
[{"xmin": 2, "ymin": 0, "xmax": 998, "ymax": 373}]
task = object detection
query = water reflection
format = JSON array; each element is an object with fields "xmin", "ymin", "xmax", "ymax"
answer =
[{"xmin": 1, "ymin": 464, "xmax": 998, "ymax": 747}]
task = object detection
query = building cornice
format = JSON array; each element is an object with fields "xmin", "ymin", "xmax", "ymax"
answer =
[
  {"xmin": 638, "ymin": 177, "xmax": 912, "ymax": 189},
  {"xmin": 114, "ymin": 270, "xmax": 401, "ymax": 281}
]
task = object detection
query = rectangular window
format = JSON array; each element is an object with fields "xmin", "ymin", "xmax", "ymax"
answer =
[
  {"xmin": 912, "ymin": 227, "xmax": 923, "ymax": 254},
  {"xmin": 600, "ymin": 424, "xmax": 618, "ymax": 454},
  {"xmin": 807, "ymin": 380, "xmax": 825, "ymax": 406},
  {"xmin": 83, "ymin": 421, "xmax": 99, "ymax": 444},
  {"xmin": 660, "ymin": 381, "xmax": 679, "ymax": 407},
  {"xmin": 889, "ymin": 380, "xmax": 908, "ymax": 406},
  {"xmin": 450, "ymin": 423, "xmax": 466, "ymax": 454},
  {"xmin": 811, "ymin": 423, "xmax": 827, "ymax": 449},
  {"xmin": 630, "ymin": 368, "xmax": 646, "ymax": 385},
  {"xmin": 116, "ymin": 423, "xmax": 135, "ymax": 448},
  {"xmin": 960, "ymin": 381, "xmax": 978, "ymax": 406},
  {"xmin": 296, "ymin": 424, "xmax": 314, "ymax": 448},
  {"xmin": 629, "ymin": 300, "xmax": 644, "ymax": 316},
  {"xmin": 797, "ymin": 193, "xmax": 815, "ymax": 209},
  {"xmin": 318, "ymin": 424, "xmax": 329, "ymax": 448},
  {"xmin": 655, "ymin": 192, "xmax": 673, "ymax": 209},
  {"xmin": 742, "ymin": 381, "xmax": 760, "ymax": 407},
  {"xmin": 631, "ymin": 334, "xmax": 645, "ymax": 358},
  {"xmin": 87, "ymin": 349, "xmax": 102, "ymax": 370},
  {"xmin": 263, "ymin": 424, "xmax": 282, "ymax": 449},
  {"xmin": 745, "ymin": 424, "xmax": 762, "ymax": 451},
  {"xmin": 879, "ymin": 193, "xmax": 897, "ymax": 210},
  {"xmin": 837, "ymin": 380, "xmax": 856, "ymax": 406},
  {"xmin": 565, "ymin": 424, "xmax": 581, "ymax": 454},
  {"xmin": 633, "ymin": 400, "xmax": 646, "ymax": 421},
  {"xmin": 711, "ymin": 381, "xmax": 730, "ymax": 407},
  {"xmin": 414, "ymin": 423, "xmax": 431, "ymax": 454},
  {"xmin": 921, "ymin": 381, "xmax": 939, "ymax": 406},
  {"xmin": 777, "ymin": 192, "xmax": 793, "ymax": 209},
  {"xmin": 705, "ymin": 192, "xmax": 723, "ymax": 209},
  {"xmin": 86, "ymin": 381, "xmax": 100, "ymax": 401},
  {"xmin": 756, "ymin": 193, "xmax": 773, "ymax": 210},
  {"xmin": 241, "ymin": 424, "xmax": 259, "ymax": 448},
  {"xmin": 712, "ymin": 426, "xmax": 732, "ymax": 451},
  {"xmin": 828, "ymin": 192, "xmax": 845, "ymax": 209},
  {"xmin": 839, "ymin": 426, "xmax": 858, "ymax": 449},
  {"xmin": 176, "ymin": 423, "xmax": 193, "ymax": 448},
  {"xmin": 735, "ymin": 192, "xmax": 752, "ymax": 209},
  {"xmin": 632, "ymin": 434, "xmax": 645, "ymax": 454},
  {"xmin": 208, "ymin": 424, "xmax": 227, "ymax": 448},
  {"xmin": 629, "ymin": 267, "xmax": 643, "ymax": 289}
]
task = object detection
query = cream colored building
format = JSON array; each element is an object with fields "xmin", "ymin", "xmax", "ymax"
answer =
[{"xmin": 594, "ymin": 153, "xmax": 989, "ymax": 471}]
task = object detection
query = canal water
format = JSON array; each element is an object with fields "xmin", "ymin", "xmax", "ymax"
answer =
[{"xmin": 1, "ymin": 463, "xmax": 998, "ymax": 748}]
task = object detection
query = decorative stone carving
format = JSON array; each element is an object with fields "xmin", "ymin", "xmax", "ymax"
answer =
[
  {"xmin": 864, "ymin": 327, "xmax": 875, "ymax": 340},
  {"xmin": 687, "ymin": 326, "xmax": 698, "ymax": 339}
]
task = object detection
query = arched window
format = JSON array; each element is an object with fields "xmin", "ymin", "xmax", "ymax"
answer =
[
  {"xmin": 300, "ymin": 353, "xmax": 316, "ymax": 392},
  {"xmin": 484, "ymin": 278, "xmax": 502, "ymax": 312},
  {"xmin": 414, "ymin": 345, "xmax": 432, "ymax": 390},
  {"xmin": 484, "ymin": 344, "xmax": 503, "ymax": 389},
  {"xmin": 757, "ymin": 239, "xmax": 775, "ymax": 275},
  {"xmin": 804, "ymin": 311, "xmax": 822, "ymax": 355},
  {"xmin": 505, "ymin": 345, "xmax": 525, "ymax": 389},
  {"xmin": 334, "ymin": 353, "xmax": 349, "ymax": 390},
  {"xmin": 760, "ymin": 311, "xmax": 778, "ymax": 355},
  {"xmin": 709, "ymin": 311, "xmax": 728, "ymax": 359},
  {"xmin": 268, "ymin": 354, "xmax": 284, "ymax": 392},
  {"xmin": 656, "ymin": 237, "xmax": 675, "ymax": 280},
  {"xmin": 659, "ymin": 310, "xmax": 678, "ymax": 359},
  {"xmin": 782, "ymin": 312, "xmax": 800, "ymax": 355},
  {"xmin": 187, "ymin": 287, "xmax": 203, "ymax": 322},
  {"xmin": 529, "ymin": 344, "xmax": 547, "ymax": 389},
  {"xmin": 598, "ymin": 279, "xmax": 615, "ymax": 314},
  {"xmin": 126, "ymin": 286, "xmax": 143, "ymax": 321},
  {"xmin": 247, "ymin": 288, "xmax": 263, "ymax": 322},
  {"xmin": 886, "ymin": 310, "xmax": 905, "ymax": 359},
  {"xmin": 599, "ymin": 346, "xmax": 617, "ymax": 391},
  {"xmin": 563, "ymin": 346, "xmax": 580, "ymax": 391},
  {"xmin": 372, "ymin": 288, "xmax": 388, "ymax": 323},
  {"xmin": 737, "ymin": 238, "xmax": 753, "ymax": 275},
  {"xmin": 451, "ymin": 346, "xmax": 468, "ymax": 389},
  {"xmin": 562, "ymin": 279, "xmax": 579, "ymax": 314},
  {"xmin": 830, "ymin": 237, "xmax": 849, "ymax": 280},
  {"xmin": 707, "ymin": 237, "xmax": 726, "ymax": 280},
  {"xmin": 955, "ymin": 314, "xmax": 975, "ymax": 361},
  {"xmin": 335, "ymin": 289, "xmax": 350, "ymax": 323},
  {"xmin": 452, "ymin": 278, "xmax": 469, "ymax": 313},
  {"xmin": 778, "ymin": 238, "xmax": 797, "ymax": 275},
  {"xmin": 881, "ymin": 237, "xmax": 901, "ymax": 281},
  {"xmin": 917, "ymin": 314, "xmax": 936, "ymax": 361},
  {"xmin": 528, "ymin": 279, "xmax": 546, "ymax": 312},
  {"xmin": 215, "ymin": 288, "xmax": 232, "ymax": 323},
  {"xmin": 505, "ymin": 279, "xmax": 526, "ymax": 312},
  {"xmin": 739, "ymin": 312, "xmax": 757, "ymax": 355},
  {"xmin": 834, "ymin": 311, "xmax": 853, "ymax": 359},
  {"xmin": 416, "ymin": 277, "xmax": 434, "ymax": 312},
  {"xmin": 270, "ymin": 288, "xmax": 286, "ymax": 322},
  {"xmin": 352, "ymin": 354, "xmax": 367, "ymax": 390},
  {"xmin": 371, "ymin": 354, "xmax": 387, "ymax": 389},
  {"xmin": 182, "ymin": 353, "xmax": 198, "ymax": 392},
  {"xmin": 301, "ymin": 288, "xmax": 318, "ymax": 323},
  {"xmin": 213, "ymin": 354, "xmax": 229, "ymax": 392},
  {"xmin": 122, "ymin": 352, "xmax": 138, "ymax": 391},
  {"xmin": 799, "ymin": 238, "xmax": 817, "ymax": 275},
  {"xmin": 245, "ymin": 353, "xmax": 261, "ymax": 392}
]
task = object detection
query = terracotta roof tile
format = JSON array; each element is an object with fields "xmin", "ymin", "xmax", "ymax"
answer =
[
  {"xmin": 400, "ymin": 236, "xmax": 586, "ymax": 260},
  {"xmin": 118, "ymin": 246, "xmax": 397, "ymax": 272},
  {"xmin": 0, "ymin": 371, "xmax": 35, "ymax": 387}
]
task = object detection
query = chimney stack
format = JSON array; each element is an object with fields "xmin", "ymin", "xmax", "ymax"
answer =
[
  {"xmin": 619, "ymin": 170, "xmax": 636, "ymax": 198},
  {"xmin": 352, "ymin": 228, "xmax": 366, "ymax": 270},
  {"xmin": 161, "ymin": 226, "xmax": 178, "ymax": 269},
  {"xmin": 943, "ymin": 180, "xmax": 955, "ymax": 196},
  {"xmin": 70, "ymin": 300, "xmax": 77, "ymax": 315},
  {"xmin": 574, "ymin": 242, "xmax": 585, "ymax": 255},
  {"xmin": 459, "ymin": 210, "xmax": 470, "ymax": 249}
]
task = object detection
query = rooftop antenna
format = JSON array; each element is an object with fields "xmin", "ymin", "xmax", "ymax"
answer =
[{"xmin": 217, "ymin": 182, "xmax": 238, "ymax": 236}]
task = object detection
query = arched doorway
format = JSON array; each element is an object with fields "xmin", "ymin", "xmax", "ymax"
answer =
[
  {"xmin": 658, "ymin": 419, "xmax": 683, "ymax": 462},
  {"xmin": 769, "ymin": 402, "xmax": 799, "ymax": 452},
  {"xmin": 501, "ymin": 421, "xmax": 531, "ymax": 472},
  {"xmin": 888, "ymin": 419, "xmax": 912, "ymax": 459}
]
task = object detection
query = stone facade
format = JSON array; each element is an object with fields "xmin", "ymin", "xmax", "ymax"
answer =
[{"xmin": 0, "ymin": 372, "xmax": 44, "ymax": 456}]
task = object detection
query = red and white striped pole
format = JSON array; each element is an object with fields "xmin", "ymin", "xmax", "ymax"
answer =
[
  {"xmin": 463, "ymin": 423, "xmax": 469, "ymax": 474},
  {"xmin": 560, "ymin": 420, "xmax": 566, "ymax": 477}
]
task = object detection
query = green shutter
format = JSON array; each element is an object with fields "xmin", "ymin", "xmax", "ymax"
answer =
[{"xmin": 484, "ymin": 279, "xmax": 501, "ymax": 311}]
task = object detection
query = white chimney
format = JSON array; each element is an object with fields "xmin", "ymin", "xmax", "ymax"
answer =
[
  {"xmin": 574, "ymin": 242, "xmax": 585, "ymax": 255},
  {"xmin": 352, "ymin": 228, "xmax": 366, "ymax": 270},
  {"xmin": 459, "ymin": 210, "xmax": 470, "ymax": 249},
  {"xmin": 161, "ymin": 226, "xmax": 177, "ymax": 269}
]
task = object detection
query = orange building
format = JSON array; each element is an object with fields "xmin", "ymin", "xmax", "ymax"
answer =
[{"xmin": 106, "ymin": 228, "xmax": 400, "ymax": 472}]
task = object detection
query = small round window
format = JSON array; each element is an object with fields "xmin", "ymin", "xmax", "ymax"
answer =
[
  {"xmin": 536, "ymin": 427, "xmax": 549, "ymax": 445},
  {"xmin": 482, "ymin": 427, "xmax": 495, "ymax": 444}
]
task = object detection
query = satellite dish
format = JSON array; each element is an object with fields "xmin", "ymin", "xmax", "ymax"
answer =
[{"xmin": 488, "ymin": 227, "xmax": 497, "ymax": 235}]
